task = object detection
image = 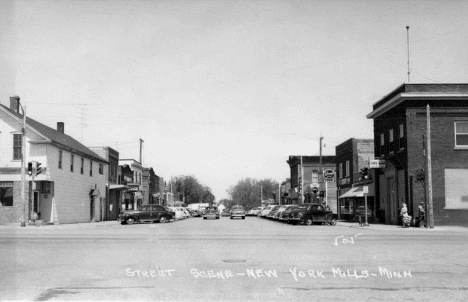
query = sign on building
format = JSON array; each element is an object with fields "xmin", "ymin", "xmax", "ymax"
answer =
[{"xmin": 369, "ymin": 159, "xmax": 386, "ymax": 169}]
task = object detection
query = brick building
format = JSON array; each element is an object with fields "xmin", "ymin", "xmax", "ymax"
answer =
[
  {"xmin": 1, "ymin": 96, "xmax": 108, "ymax": 224},
  {"xmin": 286, "ymin": 155, "xmax": 337, "ymax": 213},
  {"xmin": 367, "ymin": 83, "xmax": 468, "ymax": 225},
  {"xmin": 335, "ymin": 138, "xmax": 376, "ymax": 221}
]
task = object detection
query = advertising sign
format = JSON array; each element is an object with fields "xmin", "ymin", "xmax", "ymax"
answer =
[{"xmin": 369, "ymin": 159, "xmax": 386, "ymax": 168}]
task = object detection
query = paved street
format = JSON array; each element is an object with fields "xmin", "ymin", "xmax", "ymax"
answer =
[{"xmin": 1, "ymin": 217, "xmax": 468, "ymax": 301}]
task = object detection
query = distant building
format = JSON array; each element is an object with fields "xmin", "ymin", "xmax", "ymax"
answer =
[
  {"xmin": 286, "ymin": 156, "xmax": 337, "ymax": 213},
  {"xmin": 367, "ymin": 83, "xmax": 468, "ymax": 225},
  {"xmin": 118, "ymin": 159, "xmax": 143, "ymax": 211},
  {"xmin": 335, "ymin": 138, "xmax": 375, "ymax": 221}
]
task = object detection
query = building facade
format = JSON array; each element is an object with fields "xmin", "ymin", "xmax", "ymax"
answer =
[
  {"xmin": 1, "ymin": 97, "xmax": 107, "ymax": 224},
  {"xmin": 286, "ymin": 155, "xmax": 337, "ymax": 213},
  {"xmin": 88, "ymin": 146, "xmax": 124, "ymax": 221},
  {"xmin": 118, "ymin": 159, "xmax": 143, "ymax": 211},
  {"xmin": 367, "ymin": 83, "xmax": 468, "ymax": 225},
  {"xmin": 335, "ymin": 138, "xmax": 376, "ymax": 221}
]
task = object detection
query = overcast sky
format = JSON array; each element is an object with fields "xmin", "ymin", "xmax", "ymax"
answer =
[{"xmin": 1, "ymin": 0, "xmax": 467, "ymax": 200}]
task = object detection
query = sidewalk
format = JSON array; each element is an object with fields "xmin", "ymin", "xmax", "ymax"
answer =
[
  {"xmin": 337, "ymin": 220, "xmax": 468, "ymax": 232},
  {"xmin": 0, "ymin": 220, "xmax": 120, "ymax": 229}
]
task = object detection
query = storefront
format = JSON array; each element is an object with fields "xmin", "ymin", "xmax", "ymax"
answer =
[{"xmin": 338, "ymin": 185, "xmax": 376, "ymax": 222}]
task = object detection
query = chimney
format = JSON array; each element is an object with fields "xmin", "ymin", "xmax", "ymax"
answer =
[
  {"xmin": 57, "ymin": 122, "xmax": 64, "ymax": 134},
  {"xmin": 9, "ymin": 96, "xmax": 20, "ymax": 113}
]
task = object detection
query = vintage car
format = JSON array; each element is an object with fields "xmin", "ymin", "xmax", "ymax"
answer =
[
  {"xmin": 203, "ymin": 207, "xmax": 220, "ymax": 219},
  {"xmin": 287, "ymin": 203, "xmax": 336, "ymax": 226},
  {"xmin": 230, "ymin": 205, "xmax": 246, "ymax": 219},
  {"xmin": 119, "ymin": 205, "xmax": 175, "ymax": 224},
  {"xmin": 278, "ymin": 205, "xmax": 298, "ymax": 222}
]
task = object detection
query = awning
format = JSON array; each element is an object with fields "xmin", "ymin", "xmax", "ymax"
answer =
[
  {"xmin": 109, "ymin": 184, "xmax": 131, "ymax": 190},
  {"xmin": 339, "ymin": 187, "xmax": 364, "ymax": 198}
]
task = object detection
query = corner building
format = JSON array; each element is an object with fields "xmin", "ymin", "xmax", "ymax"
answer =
[{"xmin": 367, "ymin": 83, "xmax": 468, "ymax": 225}]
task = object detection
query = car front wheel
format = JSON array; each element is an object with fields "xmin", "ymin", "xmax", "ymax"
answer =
[
  {"xmin": 159, "ymin": 216, "xmax": 168, "ymax": 223},
  {"xmin": 305, "ymin": 218, "xmax": 313, "ymax": 226},
  {"xmin": 330, "ymin": 218, "xmax": 337, "ymax": 226},
  {"xmin": 126, "ymin": 217, "xmax": 135, "ymax": 225}
]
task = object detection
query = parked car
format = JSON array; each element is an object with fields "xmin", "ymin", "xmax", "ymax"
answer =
[
  {"xmin": 287, "ymin": 203, "xmax": 336, "ymax": 226},
  {"xmin": 168, "ymin": 207, "xmax": 185, "ymax": 220},
  {"xmin": 259, "ymin": 205, "xmax": 273, "ymax": 218},
  {"xmin": 221, "ymin": 210, "xmax": 230, "ymax": 217},
  {"xmin": 203, "ymin": 207, "xmax": 220, "ymax": 219},
  {"xmin": 188, "ymin": 208, "xmax": 199, "ymax": 217},
  {"xmin": 247, "ymin": 207, "xmax": 263, "ymax": 216},
  {"xmin": 278, "ymin": 205, "xmax": 298, "ymax": 222},
  {"xmin": 272, "ymin": 205, "xmax": 288, "ymax": 220},
  {"xmin": 266, "ymin": 205, "xmax": 281, "ymax": 219},
  {"xmin": 119, "ymin": 205, "xmax": 175, "ymax": 224},
  {"xmin": 230, "ymin": 205, "xmax": 246, "ymax": 219},
  {"xmin": 179, "ymin": 207, "xmax": 191, "ymax": 218}
]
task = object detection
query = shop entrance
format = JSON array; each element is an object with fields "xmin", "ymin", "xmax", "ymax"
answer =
[{"xmin": 33, "ymin": 191, "xmax": 40, "ymax": 220}]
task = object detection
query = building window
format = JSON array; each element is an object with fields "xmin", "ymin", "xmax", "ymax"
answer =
[
  {"xmin": 70, "ymin": 154, "xmax": 74, "ymax": 172},
  {"xmin": 454, "ymin": 122, "xmax": 468, "ymax": 147},
  {"xmin": 80, "ymin": 157, "xmax": 84, "ymax": 174},
  {"xmin": 345, "ymin": 160, "xmax": 350, "ymax": 177},
  {"xmin": 58, "ymin": 150, "xmax": 63, "ymax": 169},
  {"xmin": 0, "ymin": 183, "xmax": 14, "ymax": 206},
  {"xmin": 13, "ymin": 134, "xmax": 22, "ymax": 160},
  {"xmin": 90, "ymin": 161, "xmax": 93, "ymax": 176},
  {"xmin": 399, "ymin": 124, "xmax": 404, "ymax": 150},
  {"xmin": 312, "ymin": 170, "xmax": 318, "ymax": 183},
  {"xmin": 380, "ymin": 133, "xmax": 385, "ymax": 156},
  {"xmin": 42, "ymin": 181, "xmax": 51, "ymax": 194},
  {"xmin": 445, "ymin": 169, "xmax": 468, "ymax": 209},
  {"xmin": 339, "ymin": 163, "xmax": 343, "ymax": 179},
  {"xmin": 389, "ymin": 129, "xmax": 394, "ymax": 152},
  {"xmin": 99, "ymin": 164, "xmax": 104, "ymax": 175}
]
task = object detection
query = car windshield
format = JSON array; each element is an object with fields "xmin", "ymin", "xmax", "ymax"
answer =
[
  {"xmin": 232, "ymin": 206, "xmax": 244, "ymax": 210},
  {"xmin": 296, "ymin": 205, "xmax": 309, "ymax": 209}
]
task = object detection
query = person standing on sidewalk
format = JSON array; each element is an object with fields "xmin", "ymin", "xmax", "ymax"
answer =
[
  {"xmin": 416, "ymin": 202, "xmax": 426, "ymax": 227},
  {"xmin": 400, "ymin": 202, "xmax": 411, "ymax": 227}
]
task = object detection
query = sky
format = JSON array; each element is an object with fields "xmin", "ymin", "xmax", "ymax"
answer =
[{"xmin": 1, "ymin": 0, "xmax": 467, "ymax": 200}]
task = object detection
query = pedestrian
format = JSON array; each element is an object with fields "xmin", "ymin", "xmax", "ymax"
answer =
[
  {"xmin": 400, "ymin": 202, "xmax": 411, "ymax": 228},
  {"xmin": 416, "ymin": 202, "xmax": 426, "ymax": 227}
]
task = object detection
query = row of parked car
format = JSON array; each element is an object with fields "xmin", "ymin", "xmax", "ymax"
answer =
[{"xmin": 247, "ymin": 203, "xmax": 337, "ymax": 226}]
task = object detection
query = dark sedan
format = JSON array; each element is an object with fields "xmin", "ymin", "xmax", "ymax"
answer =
[
  {"xmin": 119, "ymin": 205, "xmax": 175, "ymax": 224},
  {"xmin": 287, "ymin": 203, "xmax": 336, "ymax": 226}
]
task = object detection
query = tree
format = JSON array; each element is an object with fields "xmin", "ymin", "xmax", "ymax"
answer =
[
  {"xmin": 227, "ymin": 178, "xmax": 279, "ymax": 209},
  {"xmin": 170, "ymin": 175, "xmax": 215, "ymax": 205}
]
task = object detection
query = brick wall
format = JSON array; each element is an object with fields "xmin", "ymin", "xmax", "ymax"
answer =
[{"xmin": 0, "ymin": 181, "xmax": 30, "ymax": 224}]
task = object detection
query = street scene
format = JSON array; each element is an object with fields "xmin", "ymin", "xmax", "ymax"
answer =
[
  {"xmin": 1, "ymin": 0, "xmax": 468, "ymax": 301},
  {"xmin": 2, "ymin": 217, "xmax": 468, "ymax": 301}
]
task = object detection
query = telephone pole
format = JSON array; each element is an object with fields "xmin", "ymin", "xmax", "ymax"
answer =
[
  {"xmin": 20, "ymin": 101, "xmax": 27, "ymax": 227},
  {"xmin": 426, "ymin": 105, "xmax": 434, "ymax": 228}
]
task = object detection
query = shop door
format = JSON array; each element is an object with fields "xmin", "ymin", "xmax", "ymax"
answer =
[
  {"xmin": 33, "ymin": 191, "xmax": 39, "ymax": 220},
  {"xmin": 90, "ymin": 197, "xmax": 95, "ymax": 221},
  {"xmin": 386, "ymin": 177, "xmax": 397, "ymax": 224}
]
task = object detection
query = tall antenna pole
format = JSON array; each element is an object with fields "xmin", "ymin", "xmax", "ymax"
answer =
[
  {"xmin": 139, "ymin": 138, "xmax": 144, "ymax": 165},
  {"xmin": 406, "ymin": 26, "xmax": 410, "ymax": 82}
]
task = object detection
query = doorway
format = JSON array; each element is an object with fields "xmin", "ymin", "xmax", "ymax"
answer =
[{"xmin": 33, "ymin": 191, "xmax": 40, "ymax": 220}]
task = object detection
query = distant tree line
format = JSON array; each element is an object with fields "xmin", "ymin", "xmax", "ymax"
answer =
[
  {"xmin": 170, "ymin": 175, "xmax": 215, "ymax": 205},
  {"xmin": 225, "ymin": 178, "xmax": 279, "ymax": 210}
]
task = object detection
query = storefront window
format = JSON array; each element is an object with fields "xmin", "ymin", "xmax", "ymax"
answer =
[
  {"xmin": 0, "ymin": 186, "xmax": 14, "ymax": 206},
  {"xmin": 340, "ymin": 199, "xmax": 353, "ymax": 214},
  {"xmin": 356, "ymin": 198, "xmax": 374, "ymax": 217}
]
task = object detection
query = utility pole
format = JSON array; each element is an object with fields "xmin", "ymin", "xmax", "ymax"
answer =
[
  {"xmin": 20, "ymin": 102, "xmax": 27, "ymax": 227},
  {"xmin": 319, "ymin": 136, "xmax": 324, "ymax": 204},
  {"xmin": 300, "ymin": 156, "xmax": 304, "ymax": 203},
  {"xmin": 278, "ymin": 183, "xmax": 281, "ymax": 205},
  {"xmin": 406, "ymin": 26, "xmax": 410, "ymax": 82},
  {"xmin": 260, "ymin": 185, "xmax": 263, "ymax": 205},
  {"xmin": 426, "ymin": 104, "xmax": 434, "ymax": 228},
  {"xmin": 139, "ymin": 138, "xmax": 144, "ymax": 165}
]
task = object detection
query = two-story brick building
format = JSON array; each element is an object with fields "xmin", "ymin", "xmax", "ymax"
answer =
[
  {"xmin": 335, "ymin": 138, "xmax": 376, "ymax": 221},
  {"xmin": 118, "ymin": 159, "xmax": 143, "ymax": 211},
  {"xmin": 286, "ymin": 155, "xmax": 337, "ymax": 212},
  {"xmin": 367, "ymin": 83, "xmax": 468, "ymax": 225},
  {"xmin": 1, "ymin": 96, "xmax": 108, "ymax": 224}
]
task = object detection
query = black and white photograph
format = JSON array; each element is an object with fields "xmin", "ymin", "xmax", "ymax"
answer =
[{"xmin": 1, "ymin": 0, "xmax": 468, "ymax": 301}]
